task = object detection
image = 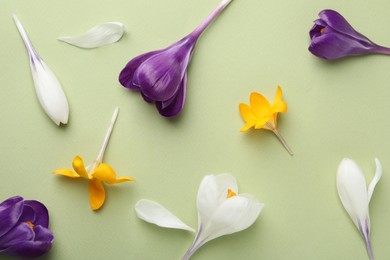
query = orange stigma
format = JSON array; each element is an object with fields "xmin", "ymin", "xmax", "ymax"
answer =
[
  {"xmin": 320, "ymin": 28, "xmax": 325, "ymax": 34},
  {"xmin": 226, "ymin": 189, "xmax": 237, "ymax": 198},
  {"xmin": 26, "ymin": 221, "xmax": 34, "ymax": 229}
]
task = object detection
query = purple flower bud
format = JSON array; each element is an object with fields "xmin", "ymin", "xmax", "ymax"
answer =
[
  {"xmin": 119, "ymin": 0, "xmax": 233, "ymax": 117},
  {"xmin": 309, "ymin": 9, "xmax": 390, "ymax": 59},
  {"xmin": 0, "ymin": 196, "xmax": 54, "ymax": 258}
]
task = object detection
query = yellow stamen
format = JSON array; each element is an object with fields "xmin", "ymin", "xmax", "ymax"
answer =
[
  {"xmin": 226, "ymin": 189, "xmax": 237, "ymax": 198},
  {"xmin": 26, "ymin": 221, "xmax": 34, "ymax": 229},
  {"xmin": 320, "ymin": 28, "xmax": 325, "ymax": 34}
]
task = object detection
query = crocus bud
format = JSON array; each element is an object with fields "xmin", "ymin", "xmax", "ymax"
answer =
[
  {"xmin": 119, "ymin": 0, "xmax": 233, "ymax": 117},
  {"xmin": 309, "ymin": 9, "xmax": 390, "ymax": 60}
]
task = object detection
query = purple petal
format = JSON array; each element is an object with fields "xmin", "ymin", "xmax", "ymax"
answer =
[
  {"xmin": 0, "ymin": 196, "xmax": 24, "ymax": 237},
  {"xmin": 0, "ymin": 223, "xmax": 34, "ymax": 251},
  {"xmin": 2, "ymin": 226, "xmax": 54, "ymax": 258},
  {"xmin": 318, "ymin": 9, "xmax": 369, "ymax": 41},
  {"xmin": 156, "ymin": 74, "xmax": 187, "ymax": 117},
  {"xmin": 133, "ymin": 38, "xmax": 194, "ymax": 101},
  {"xmin": 309, "ymin": 19, "xmax": 328, "ymax": 39},
  {"xmin": 309, "ymin": 29, "xmax": 373, "ymax": 59},
  {"xmin": 119, "ymin": 49, "xmax": 164, "ymax": 90},
  {"xmin": 22, "ymin": 200, "xmax": 49, "ymax": 228},
  {"xmin": 141, "ymin": 92, "xmax": 154, "ymax": 103}
]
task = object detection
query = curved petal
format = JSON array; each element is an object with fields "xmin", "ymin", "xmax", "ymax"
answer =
[
  {"xmin": 309, "ymin": 29, "xmax": 374, "ymax": 59},
  {"xmin": 22, "ymin": 201, "xmax": 49, "ymax": 228},
  {"xmin": 318, "ymin": 10, "xmax": 370, "ymax": 42},
  {"xmin": 2, "ymin": 226, "xmax": 54, "ymax": 258},
  {"xmin": 336, "ymin": 158, "xmax": 369, "ymax": 228},
  {"xmin": 273, "ymin": 86, "xmax": 283, "ymax": 104},
  {"xmin": 119, "ymin": 49, "xmax": 164, "ymax": 90},
  {"xmin": 155, "ymin": 74, "xmax": 187, "ymax": 117},
  {"xmin": 52, "ymin": 168, "xmax": 80, "ymax": 178},
  {"xmin": 250, "ymin": 92, "xmax": 271, "ymax": 120},
  {"xmin": 196, "ymin": 174, "xmax": 238, "ymax": 228},
  {"xmin": 91, "ymin": 163, "xmax": 134, "ymax": 184},
  {"xmin": 367, "ymin": 158, "xmax": 382, "ymax": 203},
  {"xmin": 133, "ymin": 39, "xmax": 194, "ymax": 101},
  {"xmin": 0, "ymin": 223, "xmax": 34, "ymax": 251},
  {"xmin": 0, "ymin": 196, "xmax": 24, "ymax": 237},
  {"xmin": 58, "ymin": 22, "xmax": 125, "ymax": 49},
  {"xmin": 200, "ymin": 194, "xmax": 263, "ymax": 242},
  {"xmin": 239, "ymin": 103, "xmax": 256, "ymax": 127},
  {"xmin": 135, "ymin": 199, "xmax": 195, "ymax": 232},
  {"xmin": 309, "ymin": 19, "xmax": 327, "ymax": 39},
  {"xmin": 89, "ymin": 179, "xmax": 105, "ymax": 210},
  {"xmin": 72, "ymin": 156, "xmax": 89, "ymax": 179},
  {"xmin": 186, "ymin": 194, "xmax": 263, "ymax": 259}
]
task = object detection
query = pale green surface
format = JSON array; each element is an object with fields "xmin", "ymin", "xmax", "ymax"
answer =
[{"xmin": 1, "ymin": 0, "xmax": 390, "ymax": 259}]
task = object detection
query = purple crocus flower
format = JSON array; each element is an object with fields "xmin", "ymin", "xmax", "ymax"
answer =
[
  {"xmin": 309, "ymin": 9, "xmax": 390, "ymax": 59},
  {"xmin": 119, "ymin": 0, "xmax": 233, "ymax": 117},
  {"xmin": 0, "ymin": 196, "xmax": 54, "ymax": 258}
]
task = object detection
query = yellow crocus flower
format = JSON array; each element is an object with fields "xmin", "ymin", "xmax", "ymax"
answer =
[
  {"xmin": 239, "ymin": 86, "xmax": 293, "ymax": 155},
  {"xmin": 53, "ymin": 107, "xmax": 135, "ymax": 210}
]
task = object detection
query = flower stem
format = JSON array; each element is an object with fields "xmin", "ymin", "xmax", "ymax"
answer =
[
  {"xmin": 272, "ymin": 128, "xmax": 294, "ymax": 155},
  {"xmin": 373, "ymin": 45, "xmax": 390, "ymax": 55},
  {"xmin": 94, "ymin": 107, "xmax": 120, "ymax": 166},
  {"xmin": 190, "ymin": 0, "xmax": 233, "ymax": 39}
]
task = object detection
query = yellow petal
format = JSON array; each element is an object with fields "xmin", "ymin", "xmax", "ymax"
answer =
[
  {"xmin": 239, "ymin": 103, "xmax": 256, "ymax": 123},
  {"xmin": 254, "ymin": 117, "xmax": 273, "ymax": 129},
  {"xmin": 273, "ymin": 86, "xmax": 283, "ymax": 104},
  {"xmin": 271, "ymin": 101, "xmax": 287, "ymax": 114},
  {"xmin": 89, "ymin": 179, "xmax": 105, "ymax": 210},
  {"xmin": 250, "ymin": 92, "xmax": 271, "ymax": 119},
  {"xmin": 240, "ymin": 122, "xmax": 255, "ymax": 132},
  {"xmin": 91, "ymin": 163, "xmax": 135, "ymax": 184},
  {"xmin": 52, "ymin": 168, "xmax": 80, "ymax": 178},
  {"xmin": 72, "ymin": 156, "xmax": 89, "ymax": 179}
]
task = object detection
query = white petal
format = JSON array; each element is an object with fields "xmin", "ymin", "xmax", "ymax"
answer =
[
  {"xmin": 367, "ymin": 158, "xmax": 382, "ymax": 203},
  {"xmin": 184, "ymin": 193, "xmax": 263, "ymax": 260},
  {"xmin": 336, "ymin": 158, "xmax": 369, "ymax": 228},
  {"xmin": 196, "ymin": 174, "xmax": 238, "ymax": 226},
  {"xmin": 199, "ymin": 194, "xmax": 263, "ymax": 243},
  {"xmin": 58, "ymin": 22, "xmax": 125, "ymax": 49},
  {"xmin": 135, "ymin": 199, "xmax": 195, "ymax": 232},
  {"xmin": 13, "ymin": 14, "xmax": 69, "ymax": 126}
]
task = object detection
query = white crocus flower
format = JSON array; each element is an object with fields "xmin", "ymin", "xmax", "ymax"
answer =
[
  {"xmin": 13, "ymin": 14, "xmax": 69, "ymax": 126},
  {"xmin": 336, "ymin": 158, "xmax": 382, "ymax": 260},
  {"xmin": 135, "ymin": 174, "xmax": 263, "ymax": 260},
  {"xmin": 58, "ymin": 22, "xmax": 125, "ymax": 49}
]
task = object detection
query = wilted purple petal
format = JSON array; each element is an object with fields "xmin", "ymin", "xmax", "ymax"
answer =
[
  {"xmin": 22, "ymin": 200, "xmax": 49, "ymax": 228},
  {"xmin": 0, "ymin": 223, "xmax": 34, "ymax": 251},
  {"xmin": 2, "ymin": 226, "xmax": 54, "ymax": 259},
  {"xmin": 119, "ymin": 49, "xmax": 164, "ymax": 90},
  {"xmin": 133, "ymin": 38, "xmax": 194, "ymax": 102},
  {"xmin": 156, "ymin": 74, "xmax": 187, "ymax": 117},
  {"xmin": 0, "ymin": 196, "xmax": 24, "ymax": 237}
]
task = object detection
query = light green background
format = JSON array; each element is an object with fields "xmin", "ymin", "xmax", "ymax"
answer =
[{"xmin": 1, "ymin": 0, "xmax": 390, "ymax": 259}]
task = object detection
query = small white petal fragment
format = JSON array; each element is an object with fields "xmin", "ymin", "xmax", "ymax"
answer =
[
  {"xmin": 135, "ymin": 199, "xmax": 195, "ymax": 232},
  {"xmin": 13, "ymin": 14, "xmax": 69, "ymax": 126},
  {"xmin": 58, "ymin": 22, "xmax": 125, "ymax": 49}
]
